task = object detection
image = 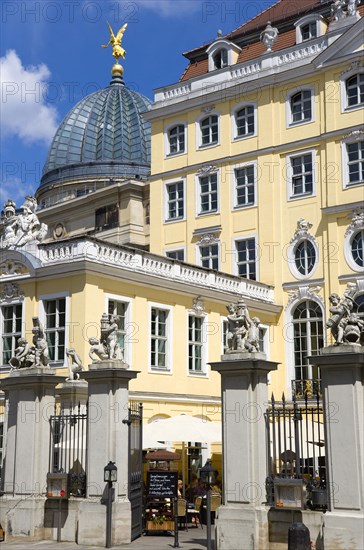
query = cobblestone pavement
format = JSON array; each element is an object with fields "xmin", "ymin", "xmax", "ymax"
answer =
[{"xmin": 0, "ymin": 526, "xmax": 214, "ymax": 550}]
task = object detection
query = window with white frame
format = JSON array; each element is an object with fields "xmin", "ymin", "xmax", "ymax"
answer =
[
  {"xmin": 290, "ymin": 90, "xmax": 312, "ymax": 124},
  {"xmin": 199, "ymin": 173, "xmax": 218, "ymax": 214},
  {"xmin": 259, "ymin": 326, "xmax": 267, "ymax": 354},
  {"xmin": 295, "ymin": 14, "xmax": 325, "ymax": 44},
  {"xmin": 150, "ymin": 307, "xmax": 169, "ymax": 370},
  {"xmin": 222, "ymin": 319, "xmax": 229, "ymax": 353},
  {"xmin": 235, "ymin": 238, "xmax": 257, "ymax": 280},
  {"xmin": 292, "ymin": 300, "xmax": 323, "ymax": 382},
  {"xmin": 346, "ymin": 73, "xmax": 364, "ymax": 108},
  {"xmin": 294, "ymin": 240, "xmax": 316, "ymax": 276},
  {"xmin": 166, "ymin": 181, "xmax": 184, "ymax": 221},
  {"xmin": 1, "ymin": 303, "xmax": 23, "ymax": 365},
  {"xmin": 346, "ymin": 140, "xmax": 364, "ymax": 186},
  {"xmin": 300, "ymin": 22, "xmax": 317, "ymax": 41},
  {"xmin": 200, "ymin": 115, "xmax": 219, "ymax": 147},
  {"xmin": 213, "ymin": 48, "xmax": 228, "ymax": 70},
  {"xmin": 166, "ymin": 249, "xmax": 185, "ymax": 261},
  {"xmin": 108, "ymin": 299, "xmax": 129, "ymax": 360},
  {"xmin": 44, "ymin": 297, "xmax": 66, "ymax": 362},
  {"xmin": 288, "ymin": 152, "xmax": 314, "ymax": 198},
  {"xmin": 168, "ymin": 124, "xmax": 185, "ymax": 155},
  {"xmin": 188, "ymin": 315, "xmax": 205, "ymax": 373},
  {"xmin": 235, "ymin": 105, "xmax": 255, "ymax": 138},
  {"xmin": 199, "ymin": 243, "xmax": 219, "ymax": 270},
  {"xmin": 235, "ymin": 165, "xmax": 255, "ymax": 207}
]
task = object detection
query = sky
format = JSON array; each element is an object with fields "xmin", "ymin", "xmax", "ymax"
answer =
[{"xmin": 0, "ymin": 0, "xmax": 278, "ymax": 205}]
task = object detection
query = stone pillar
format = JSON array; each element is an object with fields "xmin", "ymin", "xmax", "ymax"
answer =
[
  {"xmin": 210, "ymin": 352, "xmax": 278, "ymax": 550},
  {"xmin": 0, "ymin": 367, "xmax": 65, "ymax": 540},
  {"xmin": 310, "ymin": 345, "xmax": 364, "ymax": 550},
  {"xmin": 56, "ymin": 380, "xmax": 88, "ymax": 414},
  {"xmin": 77, "ymin": 361, "xmax": 139, "ymax": 546}
]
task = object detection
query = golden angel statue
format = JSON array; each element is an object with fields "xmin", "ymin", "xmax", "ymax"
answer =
[{"xmin": 102, "ymin": 22, "xmax": 128, "ymax": 64}]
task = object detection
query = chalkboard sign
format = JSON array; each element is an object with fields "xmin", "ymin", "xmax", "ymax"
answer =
[{"xmin": 147, "ymin": 471, "xmax": 178, "ymax": 498}]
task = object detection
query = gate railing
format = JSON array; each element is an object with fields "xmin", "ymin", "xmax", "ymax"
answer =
[
  {"xmin": 125, "ymin": 402, "xmax": 143, "ymax": 541},
  {"xmin": 49, "ymin": 402, "xmax": 88, "ymax": 498},
  {"xmin": 265, "ymin": 392, "xmax": 326, "ymax": 509}
]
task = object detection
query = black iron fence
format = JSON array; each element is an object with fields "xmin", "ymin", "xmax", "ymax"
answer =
[
  {"xmin": 291, "ymin": 379, "xmax": 321, "ymax": 400},
  {"xmin": 265, "ymin": 392, "xmax": 326, "ymax": 510},
  {"xmin": 125, "ymin": 402, "xmax": 143, "ymax": 541},
  {"xmin": 49, "ymin": 402, "xmax": 88, "ymax": 497}
]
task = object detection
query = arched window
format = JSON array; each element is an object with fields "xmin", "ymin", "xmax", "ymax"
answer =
[
  {"xmin": 213, "ymin": 49, "xmax": 228, "ymax": 70},
  {"xmin": 294, "ymin": 240, "xmax": 316, "ymax": 276},
  {"xmin": 346, "ymin": 74, "xmax": 364, "ymax": 108},
  {"xmin": 292, "ymin": 300, "xmax": 323, "ymax": 382},
  {"xmin": 351, "ymin": 229, "xmax": 364, "ymax": 268}
]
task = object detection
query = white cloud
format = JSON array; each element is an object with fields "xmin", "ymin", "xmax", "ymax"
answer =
[
  {"xmin": 0, "ymin": 50, "xmax": 59, "ymax": 145},
  {"xmin": 0, "ymin": 177, "xmax": 36, "ymax": 206},
  {"xmin": 135, "ymin": 0, "xmax": 203, "ymax": 17}
]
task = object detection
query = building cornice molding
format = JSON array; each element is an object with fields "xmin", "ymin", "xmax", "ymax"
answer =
[
  {"xmin": 129, "ymin": 390, "xmax": 221, "ymax": 405},
  {"xmin": 321, "ymin": 200, "xmax": 364, "ymax": 215}
]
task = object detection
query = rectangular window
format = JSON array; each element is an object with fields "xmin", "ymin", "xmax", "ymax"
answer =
[
  {"xmin": 166, "ymin": 181, "xmax": 184, "ymax": 220},
  {"xmin": 188, "ymin": 315, "xmax": 204, "ymax": 373},
  {"xmin": 44, "ymin": 298, "xmax": 66, "ymax": 362},
  {"xmin": 200, "ymin": 244, "xmax": 219, "ymax": 270},
  {"xmin": 1, "ymin": 304, "xmax": 22, "ymax": 365},
  {"xmin": 200, "ymin": 115, "xmax": 219, "ymax": 146},
  {"xmin": 236, "ymin": 238, "xmax": 256, "ymax": 280},
  {"xmin": 301, "ymin": 22, "xmax": 316, "ymax": 41},
  {"xmin": 199, "ymin": 173, "xmax": 218, "ymax": 214},
  {"xmin": 236, "ymin": 106, "xmax": 255, "ymax": 137},
  {"xmin": 168, "ymin": 125, "xmax": 185, "ymax": 155},
  {"xmin": 291, "ymin": 91, "xmax": 312, "ymax": 123},
  {"xmin": 166, "ymin": 249, "xmax": 185, "ymax": 261},
  {"xmin": 95, "ymin": 204, "xmax": 119, "ymax": 231},
  {"xmin": 235, "ymin": 165, "xmax": 255, "ymax": 207},
  {"xmin": 347, "ymin": 141, "xmax": 364, "ymax": 185},
  {"xmin": 108, "ymin": 299, "xmax": 128, "ymax": 359},
  {"xmin": 290, "ymin": 153, "xmax": 313, "ymax": 196},
  {"xmin": 151, "ymin": 308, "xmax": 169, "ymax": 369}
]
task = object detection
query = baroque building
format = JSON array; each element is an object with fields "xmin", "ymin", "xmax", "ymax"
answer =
[{"xmin": 0, "ymin": 0, "xmax": 363, "ymax": 496}]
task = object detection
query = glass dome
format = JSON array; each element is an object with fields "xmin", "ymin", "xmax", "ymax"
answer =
[{"xmin": 40, "ymin": 76, "xmax": 151, "ymax": 189}]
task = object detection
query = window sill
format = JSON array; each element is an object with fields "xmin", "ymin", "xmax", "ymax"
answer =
[
  {"xmin": 150, "ymin": 367, "xmax": 172, "ymax": 375},
  {"xmin": 344, "ymin": 180, "xmax": 364, "ymax": 189},
  {"xmin": 233, "ymin": 203, "xmax": 257, "ymax": 211},
  {"xmin": 197, "ymin": 210, "xmax": 219, "ymax": 218},
  {"xmin": 188, "ymin": 370, "xmax": 207, "ymax": 377},
  {"xmin": 198, "ymin": 142, "xmax": 220, "ymax": 150},
  {"xmin": 288, "ymin": 192, "xmax": 315, "ymax": 202},
  {"xmin": 233, "ymin": 133, "xmax": 256, "ymax": 142},
  {"xmin": 287, "ymin": 118, "xmax": 313, "ymax": 128},
  {"xmin": 344, "ymin": 103, "xmax": 364, "ymax": 113},
  {"xmin": 164, "ymin": 217, "xmax": 185, "ymax": 224},
  {"xmin": 166, "ymin": 151, "xmax": 186, "ymax": 159}
]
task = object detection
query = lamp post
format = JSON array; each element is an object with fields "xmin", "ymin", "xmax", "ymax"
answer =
[
  {"xmin": 104, "ymin": 461, "xmax": 117, "ymax": 549},
  {"xmin": 200, "ymin": 459, "xmax": 216, "ymax": 550}
]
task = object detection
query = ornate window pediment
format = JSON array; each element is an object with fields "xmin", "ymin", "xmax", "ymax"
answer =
[
  {"xmin": 0, "ymin": 260, "xmax": 29, "ymax": 278},
  {"xmin": 0, "ymin": 282, "xmax": 25, "ymax": 302}
]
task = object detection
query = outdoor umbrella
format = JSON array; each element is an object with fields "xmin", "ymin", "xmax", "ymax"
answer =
[{"xmin": 143, "ymin": 414, "xmax": 222, "ymax": 496}]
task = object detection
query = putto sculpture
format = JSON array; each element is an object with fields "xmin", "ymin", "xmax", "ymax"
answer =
[
  {"xmin": 326, "ymin": 288, "xmax": 364, "ymax": 345},
  {"xmin": 331, "ymin": 0, "xmax": 359, "ymax": 20},
  {"xmin": 226, "ymin": 298, "xmax": 262, "ymax": 353},
  {"xmin": 9, "ymin": 317, "xmax": 50, "ymax": 369},
  {"xmin": 66, "ymin": 348, "xmax": 84, "ymax": 380},
  {"xmin": 0, "ymin": 196, "xmax": 48, "ymax": 249},
  {"xmin": 89, "ymin": 313, "xmax": 123, "ymax": 362}
]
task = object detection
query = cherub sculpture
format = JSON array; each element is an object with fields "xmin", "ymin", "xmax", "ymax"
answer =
[
  {"xmin": 88, "ymin": 337, "xmax": 109, "ymax": 362},
  {"xmin": 226, "ymin": 298, "xmax": 254, "ymax": 352},
  {"xmin": 66, "ymin": 348, "xmax": 84, "ymax": 381},
  {"xmin": 245, "ymin": 317, "xmax": 261, "ymax": 353},
  {"xmin": 101, "ymin": 22, "xmax": 128, "ymax": 64},
  {"xmin": 326, "ymin": 289, "xmax": 364, "ymax": 345}
]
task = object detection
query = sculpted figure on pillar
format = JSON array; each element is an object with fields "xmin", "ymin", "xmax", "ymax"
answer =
[
  {"xmin": 0, "ymin": 196, "xmax": 48, "ymax": 249},
  {"xmin": 226, "ymin": 298, "xmax": 262, "ymax": 353},
  {"xmin": 326, "ymin": 288, "xmax": 364, "ymax": 345},
  {"xmin": 89, "ymin": 313, "xmax": 124, "ymax": 362},
  {"xmin": 9, "ymin": 317, "xmax": 50, "ymax": 369},
  {"xmin": 66, "ymin": 348, "xmax": 84, "ymax": 380}
]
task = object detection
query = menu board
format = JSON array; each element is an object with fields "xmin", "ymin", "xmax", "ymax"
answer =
[{"xmin": 147, "ymin": 471, "xmax": 178, "ymax": 498}]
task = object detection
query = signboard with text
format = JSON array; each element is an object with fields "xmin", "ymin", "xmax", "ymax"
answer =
[{"xmin": 147, "ymin": 471, "xmax": 178, "ymax": 498}]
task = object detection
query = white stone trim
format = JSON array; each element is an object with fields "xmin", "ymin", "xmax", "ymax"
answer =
[
  {"xmin": 195, "ymin": 167, "xmax": 220, "ymax": 217},
  {"xmin": 206, "ymin": 38, "xmax": 241, "ymax": 72},
  {"xmin": 164, "ymin": 246, "xmax": 186, "ymax": 261},
  {"xmin": 230, "ymin": 159, "xmax": 258, "ymax": 210},
  {"xmin": 104, "ymin": 293, "xmax": 133, "ymax": 368},
  {"xmin": 232, "ymin": 233, "xmax": 260, "ymax": 282},
  {"xmin": 148, "ymin": 301, "xmax": 173, "ymax": 374},
  {"xmin": 287, "ymin": 220, "xmax": 319, "ymax": 280},
  {"xmin": 164, "ymin": 120, "xmax": 187, "ymax": 159},
  {"xmin": 340, "ymin": 62, "xmax": 364, "ymax": 113},
  {"xmin": 286, "ymin": 148, "xmax": 317, "ymax": 201},
  {"xmin": 344, "ymin": 209, "xmax": 364, "ymax": 272},
  {"xmin": 186, "ymin": 308, "xmax": 208, "ymax": 378},
  {"xmin": 38, "ymin": 291, "xmax": 70, "ymax": 368},
  {"xmin": 0, "ymin": 299, "xmax": 25, "ymax": 370},
  {"xmin": 163, "ymin": 176, "xmax": 186, "ymax": 223},
  {"xmin": 286, "ymin": 84, "xmax": 315, "ymax": 128}
]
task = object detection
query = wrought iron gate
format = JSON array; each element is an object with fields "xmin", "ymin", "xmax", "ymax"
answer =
[{"xmin": 125, "ymin": 402, "xmax": 143, "ymax": 541}]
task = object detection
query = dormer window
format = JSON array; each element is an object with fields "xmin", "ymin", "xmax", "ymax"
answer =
[
  {"xmin": 206, "ymin": 39, "xmax": 241, "ymax": 72},
  {"xmin": 295, "ymin": 15, "xmax": 326, "ymax": 45},
  {"xmin": 213, "ymin": 49, "xmax": 228, "ymax": 70}
]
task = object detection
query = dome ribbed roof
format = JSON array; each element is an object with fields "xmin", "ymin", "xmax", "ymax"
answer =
[{"xmin": 40, "ymin": 77, "xmax": 151, "ymax": 188}]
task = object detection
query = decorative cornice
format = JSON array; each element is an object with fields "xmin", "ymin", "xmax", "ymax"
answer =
[
  {"xmin": 290, "ymin": 218, "xmax": 316, "ymax": 245},
  {"xmin": 196, "ymin": 165, "xmax": 218, "ymax": 176},
  {"xmin": 285, "ymin": 285, "xmax": 324, "ymax": 309},
  {"xmin": 201, "ymin": 105, "xmax": 215, "ymax": 114},
  {"xmin": 0, "ymin": 260, "xmax": 29, "ymax": 278},
  {"xmin": 0, "ymin": 282, "xmax": 25, "ymax": 302},
  {"xmin": 196, "ymin": 233, "xmax": 219, "ymax": 245},
  {"xmin": 345, "ymin": 208, "xmax": 364, "ymax": 237},
  {"xmin": 340, "ymin": 60, "xmax": 363, "ymax": 77},
  {"xmin": 190, "ymin": 296, "xmax": 206, "ymax": 314},
  {"xmin": 342, "ymin": 128, "xmax": 364, "ymax": 141}
]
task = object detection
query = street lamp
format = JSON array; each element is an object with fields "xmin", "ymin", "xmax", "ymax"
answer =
[
  {"xmin": 104, "ymin": 461, "xmax": 117, "ymax": 548},
  {"xmin": 200, "ymin": 459, "xmax": 217, "ymax": 550}
]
